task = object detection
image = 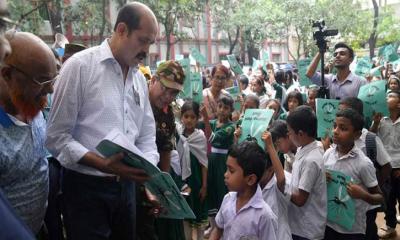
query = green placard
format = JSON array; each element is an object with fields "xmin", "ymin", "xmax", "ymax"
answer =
[
  {"xmin": 96, "ymin": 135, "xmax": 196, "ymax": 220},
  {"xmin": 378, "ymin": 44, "xmax": 399, "ymax": 63},
  {"xmin": 252, "ymin": 57, "xmax": 262, "ymax": 71},
  {"xmin": 316, "ymin": 98, "xmax": 340, "ymax": 138},
  {"xmin": 327, "ymin": 170, "xmax": 355, "ymax": 230},
  {"xmin": 354, "ymin": 57, "xmax": 372, "ymax": 77},
  {"xmin": 238, "ymin": 109, "xmax": 274, "ymax": 150},
  {"xmin": 190, "ymin": 47, "xmax": 207, "ymax": 66},
  {"xmin": 190, "ymin": 72, "xmax": 203, "ymax": 104},
  {"xmin": 175, "ymin": 54, "xmax": 184, "ymax": 61},
  {"xmin": 298, "ymin": 58, "xmax": 313, "ymax": 87},
  {"xmin": 227, "ymin": 54, "xmax": 243, "ymax": 75},
  {"xmin": 358, "ymin": 80, "xmax": 389, "ymax": 122},
  {"xmin": 177, "ymin": 58, "xmax": 191, "ymax": 99},
  {"xmin": 225, "ymin": 86, "xmax": 241, "ymax": 111}
]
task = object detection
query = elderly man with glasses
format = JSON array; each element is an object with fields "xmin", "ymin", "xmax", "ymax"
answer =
[{"xmin": 0, "ymin": 30, "xmax": 57, "ymax": 234}]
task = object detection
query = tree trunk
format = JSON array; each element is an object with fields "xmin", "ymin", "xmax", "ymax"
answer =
[
  {"xmin": 368, "ymin": 0, "xmax": 379, "ymax": 58},
  {"xmin": 228, "ymin": 26, "xmax": 240, "ymax": 54},
  {"xmin": 99, "ymin": 0, "xmax": 107, "ymax": 44}
]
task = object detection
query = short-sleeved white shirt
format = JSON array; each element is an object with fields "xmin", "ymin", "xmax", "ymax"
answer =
[
  {"xmin": 324, "ymin": 145, "xmax": 378, "ymax": 234},
  {"xmin": 378, "ymin": 116, "xmax": 400, "ymax": 168},
  {"xmin": 356, "ymin": 128, "xmax": 391, "ymax": 167},
  {"xmin": 288, "ymin": 141, "xmax": 327, "ymax": 240},
  {"xmin": 216, "ymin": 186, "xmax": 278, "ymax": 240},
  {"xmin": 262, "ymin": 172, "xmax": 292, "ymax": 240}
]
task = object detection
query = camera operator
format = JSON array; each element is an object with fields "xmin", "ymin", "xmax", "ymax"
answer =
[{"xmin": 306, "ymin": 42, "xmax": 367, "ymax": 100}]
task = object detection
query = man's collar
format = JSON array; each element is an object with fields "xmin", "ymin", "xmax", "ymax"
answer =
[
  {"xmin": 0, "ymin": 107, "xmax": 13, "ymax": 128},
  {"xmin": 332, "ymin": 71, "xmax": 354, "ymax": 83},
  {"xmin": 99, "ymin": 39, "xmax": 116, "ymax": 63}
]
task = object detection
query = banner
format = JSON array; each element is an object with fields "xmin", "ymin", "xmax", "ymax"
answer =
[
  {"xmin": 358, "ymin": 80, "xmax": 389, "ymax": 122},
  {"xmin": 327, "ymin": 170, "xmax": 355, "ymax": 230},
  {"xmin": 227, "ymin": 54, "xmax": 243, "ymax": 75},
  {"xmin": 298, "ymin": 58, "xmax": 313, "ymax": 87},
  {"xmin": 225, "ymin": 86, "xmax": 241, "ymax": 111},
  {"xmin": 316, "ymin": 98, "xmax": 340, "ymax": 138},
  {"xmin": 190, "ymin": 72, "xmax": 203, "ymax": 104},
  {"xmin": 177, "ymin": 58, "xmax": 192, "ymax": 99},
  {"xmin": 238, "ymin": 109, "xmax": 274, "ymax": 150},
  {"xmin": 190, "ymin": 47, "xmax": 207, "ymax": 66}
]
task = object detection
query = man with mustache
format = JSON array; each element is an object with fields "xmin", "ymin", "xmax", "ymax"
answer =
[
  {"xmin": 0, "ymin": 30, "xmax": 57, "ymax": 234},
  {"xmin": 306, "ymin": 42, "xmax": 366, "ymax": 100},
  {"xmin": 46, "ymin": 2, "xmax": 159, "ymax": 239}
]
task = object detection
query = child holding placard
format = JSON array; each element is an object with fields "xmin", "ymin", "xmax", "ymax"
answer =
[
  {"xmin": 200, "ymin": 94, "xmax": 235, "ymax": 235},
  {"xmin": 324, "ymin": 108, "xmax": 383, "ymax": 239},
  {"xmin": 370, "ymin": 90, "xmax": 400, "ymax": 238}
]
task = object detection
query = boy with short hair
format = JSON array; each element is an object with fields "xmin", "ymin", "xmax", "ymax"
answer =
[
  {"xmin": 324, "ymin": 108, "xmax": 383, "ymax": 239},
  {"xmin": 370, "ymin": 90, "xmax": 400, "ymax": 238},
  {"xmin": 209, "ymin": 141, "xmax": 278, "ymax": 240},
  {"xmin": 286, "ymin": 105, "xmax": 327, "ymax": 240},
  {"xmin": 269, "ymin": 120, "xmax": 297, "ymax": 173},
  {"xmin": 339, "ymin": 97, "xmax": 392, "ymax": 240},
  {"xmin": 260, "ymin": 129, "xmax": 293, "ymax": 240}
]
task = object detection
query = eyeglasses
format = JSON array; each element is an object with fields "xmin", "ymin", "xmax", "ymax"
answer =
[
  {"xmin": 213, "ymin": 75, "xmax": 227, "ymax": 82},
  {"xmin": 7, "ymin": 64, "xmax": 58, "ymax": 88}
]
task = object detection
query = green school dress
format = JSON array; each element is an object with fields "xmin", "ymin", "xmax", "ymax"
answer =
[
  {"xmin": 207, "ymin": 119, "xmax": 235, "ymax": 215},
  {"xmin": 279, "ymin": 112, "xmax": 288, "ymax": 120},
  {"xmin": 186, "ymin": 152, "xmax": 208, "ymax": 226}
]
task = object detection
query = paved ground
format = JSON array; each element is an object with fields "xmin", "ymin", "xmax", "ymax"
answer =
[{"xmin": 377, "ymin": 212, "xmax": 400, "ymax": 239}]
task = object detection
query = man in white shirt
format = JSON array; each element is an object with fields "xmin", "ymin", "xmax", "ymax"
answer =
[{"xmin": 46, "ymin": 2, "xmax": 159, "ymax": 239}]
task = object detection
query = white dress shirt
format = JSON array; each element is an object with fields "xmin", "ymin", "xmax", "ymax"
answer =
[
  {"xmin": 378, "ymin": 116, "xmax": 400, "ymax": 168},
  {"xmin": 46, "ymin": 40, "xmax": 159, "ymax": 176},
  {"xmin": 288, "ymin": 140, "xmax": 327, "ymax": 240},
  {"xmin": 324, "ymin": 145, "xmax": 378, "ymax": 234},
  {"xmin": 216, "ymin": 186, "xmax": 278, "ymax": 240}
]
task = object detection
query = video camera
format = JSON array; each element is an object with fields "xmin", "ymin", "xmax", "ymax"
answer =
[
  {"xmin": 312, "ymin": 20, "xmax": 338, "ymax": 99},
  {"xmin": 312, "ymin": 20, "xmax": 338, "ymax": 50}
]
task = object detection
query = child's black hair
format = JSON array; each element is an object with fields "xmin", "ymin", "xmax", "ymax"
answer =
[
  {"xmin": 269, "ymin": 120, "xmax": 288, "ymax": 143},
  {"xmin": 286, "ymin": 105, "xmax": 317, "ymax": 137},
  {"xmin": 228, "ymin": 141, "xmax": 269, "ymax": 183},
  {"xmin": 244, "ymin": 94, "xmax": 260, "ymax": 109},
  {"xmin": 283, "ymin": 91, "xmax": 304, "ymax": 111},
  {"xmin": 181, "ymin": 100, "xmax": 200, "ymax": 118},
  {"xmin": 217, "ymin": 94, "xmax": 234, "ymax": 112},
  {"xmin": 336, "ymin": 108, "xmax": 364, "ymax": 132},
  {"xmin": 334, "ymin": 42, "xmax": 354, "ymax": 60},
  {"xmin": 274, "ymin": 69, "xmax": 286, "ymax": 84},
  {"xmin": 339, "ymin": 97, "xmax": 364, "ymax": 116},
  {"xmin": 239, "ymin": 75, "xmax": 249, "ymax": 88}
]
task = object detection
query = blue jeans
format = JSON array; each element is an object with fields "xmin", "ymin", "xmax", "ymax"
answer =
[{"xmin": 62, "ymin": 169, "xmax": 136, "ymax": 240}]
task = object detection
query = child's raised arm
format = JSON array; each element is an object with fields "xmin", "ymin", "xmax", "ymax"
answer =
[
  {"xmin": 262, "ymin": 130, "xmax": 285, "ymax": 193},
  {"xmin": 200, "ymin": 104, "xmax": 212, "ymax": 141}
]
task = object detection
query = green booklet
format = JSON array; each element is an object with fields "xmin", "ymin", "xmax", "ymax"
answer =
[
  {"xmin": 190, "ymin": 72, "xmax": 203, "ymax": 104},
  {"xmin": 96, "ymin": 129, "xmax": 196, "ymax": 220},
  {"xmin": 297, "ymin": 58, "xmax": 313, "ymax": 87},
  {"xmin": 227, "ymin": 54, "xmax": 243, "ymax": 75},
  {"xmin": 238, "ymin": 109, "xmax": 274, "ymax": 150},
  {"xmin": 327, "ymin": 170, "xmax": 355, "ymax": 231},
  {"xmin": 177, "ymin": 58, "xmax": 192, "ymax": 99},
  {"xmin": 225, "ymin": 86, "xmax": 241, "ymax": 111},
  {"xmin": 190, "ymin": 47, "xmax": 207, "ymax": 66},
  {"xmin": 358, "ymin": 80, "xmax": 389, "ymax": 123},
  {"xmin": 316, "ymin": 98, "xmax": 340, "ymax": 138},
  {"xmin": 354, "ymin": 57, "xmax": 372, "ymax": 77}
]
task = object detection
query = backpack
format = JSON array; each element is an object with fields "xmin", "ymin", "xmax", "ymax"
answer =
[{"xmin": 365, "ymin": 131, "xmax": 379, "ymax": 170}]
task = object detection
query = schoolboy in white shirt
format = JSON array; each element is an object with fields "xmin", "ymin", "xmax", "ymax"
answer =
[
  {"xmin": 209, "ymin": 141, "xmax": 278, "ymax": 240},
  {"xmin": 286, "ymin": 106, "xmax": 327, "ymax": 240},
  {"xmin": 324, "ymin": 108, "xmax": 383, "ymax": 239}
]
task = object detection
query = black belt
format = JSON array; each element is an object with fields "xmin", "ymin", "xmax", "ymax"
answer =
[{"xmin": 64, "ymin": 168, "xmax": 121, "ymax": 183}]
